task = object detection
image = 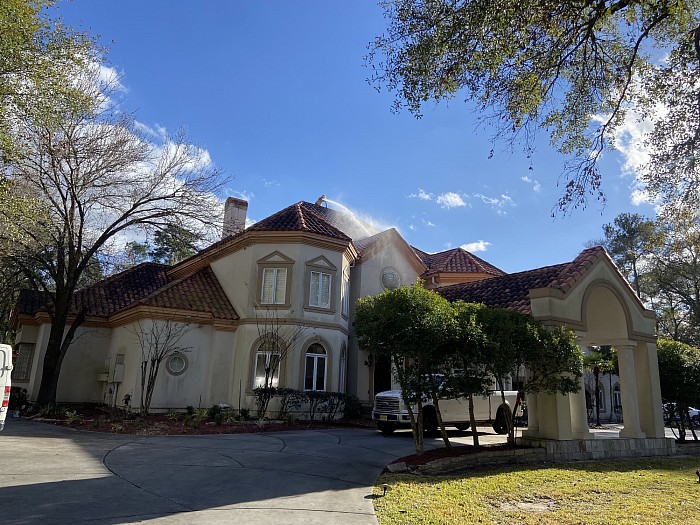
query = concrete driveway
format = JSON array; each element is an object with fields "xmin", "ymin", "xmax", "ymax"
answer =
[{"xmin": 0, "ymin": 418, "xmax": 498, "ymax": 524}]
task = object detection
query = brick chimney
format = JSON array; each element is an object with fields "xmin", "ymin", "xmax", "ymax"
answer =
[{"xmin": 222, "ymin": 197, "xmax": 248, "ymax": 238}]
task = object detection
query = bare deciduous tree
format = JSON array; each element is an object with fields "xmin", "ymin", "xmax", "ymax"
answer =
[
  {"xmin": 252, "ymin": 305, "xmax": 305, "ymax": 419},
  {"xmin": 133, "ymin": 318, "xmax": 192, "ymax": 416},
  {"xmin": 0, "ymin": 68, "xmax": 228, "ymax": 406}
]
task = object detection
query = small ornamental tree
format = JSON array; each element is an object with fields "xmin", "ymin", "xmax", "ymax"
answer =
[
  {"xmin": 355, "ymin": 282, "xmax": 455, "ymax": 455},
  {"xmin": 448, "ymin": 301, "xmax": 491, "ymax": 446},
  {"xmin": 476, "ymin": 306, "xmax": 583, "ymax": 443}
]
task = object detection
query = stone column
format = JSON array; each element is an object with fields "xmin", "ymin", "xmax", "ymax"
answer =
[
  {"xmin": 617, "ymin": 344, "xmax": 646, "ymax": 438},
  {"xmin": 522, "ymin": 392, "xmax": 539, "ymax": 438},
  {"xmin": 569, "ymin": 372, "xmax": 593, "ymax": 439},
  {"xmin": 634, "ymin": 341, "xmax": 665, "ymax": 438}
]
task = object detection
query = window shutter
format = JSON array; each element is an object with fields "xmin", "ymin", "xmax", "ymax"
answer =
[
  {"xmin": 274, "ymin": 268, "xmax": 287, "ymax": 304},
  {"xmin": 261, "ymin": 268, "xmax": 274, "ymax": 303},
  {"xmin": 309, "ymin": 271, "xmax": 320, "ymax": 307},
  {"xmin": 320, "ymin": 273, "xmax": 331, "ymax": 308}
]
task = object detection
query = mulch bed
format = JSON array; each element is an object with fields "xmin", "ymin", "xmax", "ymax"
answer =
[{"xmin": 23, "ymin": 404, "xmax": 375, "ymax": 436}]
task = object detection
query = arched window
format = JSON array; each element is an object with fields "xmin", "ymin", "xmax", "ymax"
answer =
[
  {"xmin": 304, "ymin": 343, "xmax": 326, "ymax": 391},
  {"xmin": 254, "ymin": 341, "xmax": 280, "ymax": 388}
]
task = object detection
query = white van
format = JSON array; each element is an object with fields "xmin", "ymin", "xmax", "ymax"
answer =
[{"xmin": 0, "ymin": 344, "xmax": 12, "ymax": 431}]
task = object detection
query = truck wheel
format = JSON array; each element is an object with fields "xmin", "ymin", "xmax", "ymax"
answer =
[
  {"xmin": 455, "ymin": 423, "xmax": 470, "ymax": 431},
  {"xmin": 492, "ymin": 407, "xmax": 509, "ymax": 435},
  {"xmin": 377, "ymin": 421, "xmax": 397, "ymax": 435},
  {"xmin": 423, "ymin": 408, "xmax": 438, "ymax": 436}
]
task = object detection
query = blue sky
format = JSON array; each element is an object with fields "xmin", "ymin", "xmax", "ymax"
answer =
[{"xmin": 58, "ymin": 1, "xmax": 656, "ymax": 274}]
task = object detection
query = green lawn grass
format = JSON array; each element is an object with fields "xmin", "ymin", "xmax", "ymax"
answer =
[{"xmin": 374, "ymin": 457, "xmax": 700, "ymax": 524}]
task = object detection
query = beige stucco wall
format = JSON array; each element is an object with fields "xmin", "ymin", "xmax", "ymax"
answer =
[
  {"xmin": 16, "ymin": 323, "xmax": 110, "ymax": 403},
  {"xmin": 103, "ymin": 321, "xmax": 236, "ymax": 412},
  {"xmin": 50, "ymin": 326, "xmax": 111, "ymax": 403},
  {"xmin": 210, "ymin": 240, "xmax": 356, "ymax": 410},
  {"xmin": 530, "ymin": 259, "xmax": 655, "ymax": 340}
]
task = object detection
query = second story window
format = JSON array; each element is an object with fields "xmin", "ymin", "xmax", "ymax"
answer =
[
  {"xmin": 257, "ymin": 251, "xmax": 294, "ymax": 307},
  {"xmin": 309, "ymin": 270, "xmax": 331, "ymax": 309},
  {"xmin": 304, "ymin": 255, "xmax": 337, "ymax": 313},
  {"xmin": 261, "ymin": 267, "xmax": 287, "ymax": 304}
]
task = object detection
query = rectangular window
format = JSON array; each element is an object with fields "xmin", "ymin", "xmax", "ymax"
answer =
[
  {"xmin": 304, "ymin": 355, "xmax": 326, "ymax": 391},
  {"xmin": 261, "ymin": 268, "xmax": 287, "ymax": 304},
  {"xmin": 12, "ymin": 343, "xmax": 35, "ymax": 382},
  {"xmin": 309, "ymin": 271, "xmax": 331, "ymax": 308},
  {"xmin": 254, "ymin": 351, "xmax": 280, "ymax": 388},
  {"xmin": 341, "ymin": 275, "xmax": 349, "ymax": 316}
]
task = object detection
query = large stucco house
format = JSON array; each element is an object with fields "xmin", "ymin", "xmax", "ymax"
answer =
[{"xmin": 11, "ymin": 196, "xmax": 666, "ymax": 442}]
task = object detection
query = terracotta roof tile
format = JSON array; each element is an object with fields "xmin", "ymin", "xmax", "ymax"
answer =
[
  {"xmin": 436, "ymin": 247, "xmax": 607, "ymax": 314},
  {"xmin": 74, "ymin": 263, "xmax": 170, "ymax": 317},
  {"xmin": 16, "ymin": 263, "xmax": 238, "ymax": 322},
  {"xmin": 136, "ymin": 267, "xmax": 238, "ymax": 320},
  {"xmin": 248, "ymin": 202, "xmax": 352, "ymax": 241},
  {"xmin": 415, "ymin": 247, "xmax": 506, "ymax": 277},
  {"xmin": 298, "ymin": 201, "xmax": 380, "ymax": 240}
]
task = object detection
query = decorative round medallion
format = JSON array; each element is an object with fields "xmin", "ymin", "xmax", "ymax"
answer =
[{"xmin": 381, "ymin": 267, "xmax": 401, "ymax": 290}]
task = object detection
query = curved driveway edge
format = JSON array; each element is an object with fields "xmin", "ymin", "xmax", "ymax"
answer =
[{"xmin": 0, "ymin": 418, "xmax": 428, "ymax": 524}]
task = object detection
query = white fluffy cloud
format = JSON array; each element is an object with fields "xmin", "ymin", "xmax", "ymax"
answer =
[
  {"xmin": 460, "ymin": 240, "xmax": 490, "ymax": 252},
  {"xmin": 409, "ymin": 188, "xmax": 435, "ymax": 200},
  {"xmin": 473, "ymin": 193, "xmax": 515, "ymax": 215},
  {"xmin": 437, "ymin": 192, "xmax": 467, "ymax": 208}
]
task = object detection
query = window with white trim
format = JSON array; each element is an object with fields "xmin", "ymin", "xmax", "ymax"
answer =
[
  {"xmin": 254, "ymin": 342, "xmax": 280, "ymax": 388},
  {"xmin": 261, "ymin": 267, "xmax": 287, "ymax": 304},
  {"xmin": 304, "ymin": 343, "xmax": 326, "ymax": 391},
  {"xmin": 12, "ymin": 343, "xmax": 34, "ymax": 382},
  {"xmin": 309, "ymin": 271, "xmax": 331, "ymax": 309}
]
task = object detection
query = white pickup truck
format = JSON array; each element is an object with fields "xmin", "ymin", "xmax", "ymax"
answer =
[
  {"xmin": 372, "ymin": 388, "xmax": 520, "ymax": 435},
  {"xmin": 0, "ymin": 344, "xmax": 12, "ymax": 431}
]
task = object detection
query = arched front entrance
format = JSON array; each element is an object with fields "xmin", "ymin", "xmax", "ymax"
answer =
[{"xmin": 523, "ymin": 268, "xmax": 665, "ymax": 442}]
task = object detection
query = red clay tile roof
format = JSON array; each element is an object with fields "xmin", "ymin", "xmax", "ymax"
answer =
[
  {"xmin": 298, "ymin": 201, "xmax": 380, "ymax": 240},
  {"xmin": 15, "ymin": 263, "xmax": 238, "ymax": 322},
  {"xmin": 414, "ymin": 247, "xmax": 506, "ymax": 277},
  {"xmin": 74, "ymin": 263, "xmax": 171, "ymax": 317},
  {"xmin": 135, "ymin": 267, "xmax": 238, "ymax": 320},
  {"xmin": 437, "ymin": 246, "xmax": 606, "ymax": 314},
  {"xmin": 248, "ymin": 202, "xmax": 352, "ymax": 241}
]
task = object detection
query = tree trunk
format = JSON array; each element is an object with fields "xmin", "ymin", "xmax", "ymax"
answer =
[
  {"xmin": 430, "ymin": 390, "xmax": 452, "ymax": 450},
  {"xmin": 468, "ymin": 393, "xmax": 479, "ymax": 446},
  {"xmin": 36, "ymin": 301, "xmax": 85, "ymax": 407}
]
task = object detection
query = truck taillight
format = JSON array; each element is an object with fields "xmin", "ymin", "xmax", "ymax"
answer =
[{"xmin": 1, "ymin": 386, "xmax": 9, "ymax": 408}]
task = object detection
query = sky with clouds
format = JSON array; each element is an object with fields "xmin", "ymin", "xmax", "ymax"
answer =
[{"xmin": 58, "ymin": 0, "xmax": 658, "ymax": 274}]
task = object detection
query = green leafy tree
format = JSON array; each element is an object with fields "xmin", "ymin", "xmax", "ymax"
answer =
[
  {"xmin": 477, "ymin": 307, "xmax": 583, "ymax": 443},
  {"xmin": 0, "ymin": 0, "xmax": 95, "ymax": 159},
  {"xmin": 595, "ymin": 213, "xmax": 663, "ymax": 298},
  {"xmin": 355, "ymin": 282, "xmax": 455, "ymax": 455},
  {"xmin": 448, "ymin": 301, "xmax": 492, "ymax": 446},
  {"xmin": 657, "ymin": 338, "xmax": 700, "ymax": 441},
  {"xmin": 649, "ymin": 213, "xmax": 700, "ymax": 345},
  {"xmin": 149, "ymin": 224, "xmax": 200, "ymax": 264},
  {"xmin": 367, "ymin": 0, "xmax": 700, "ymax": 211},
  {"xmin": 0, "ymin": 66, "xmax": 227, "ymax": 407}
]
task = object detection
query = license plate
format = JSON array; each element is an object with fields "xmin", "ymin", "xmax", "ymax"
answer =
[{"xmin": 379, "ymin": 415, "xmax": 388, "ymax": 421}]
